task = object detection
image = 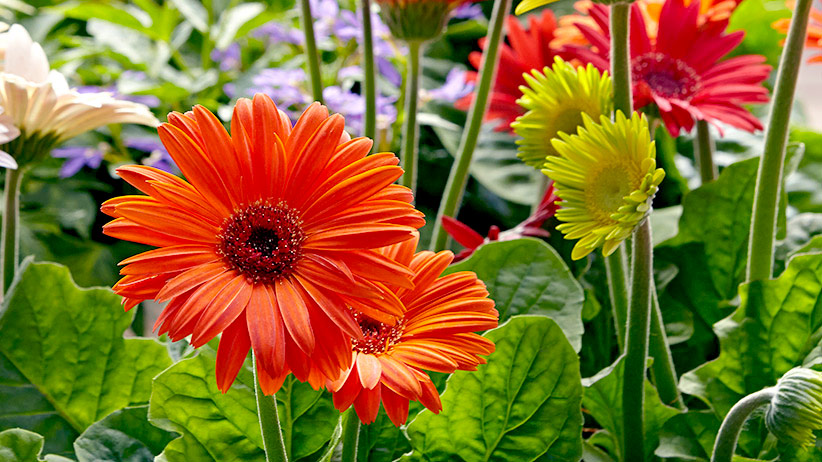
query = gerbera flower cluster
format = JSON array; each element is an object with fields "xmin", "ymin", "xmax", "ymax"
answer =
[
  {"xmin": 103, "ymin": 94, "xmax": 498, "ymax": 425},
  {"xmin": 560, "ymin": 0, "xmax": 771, "ymax": 135}
]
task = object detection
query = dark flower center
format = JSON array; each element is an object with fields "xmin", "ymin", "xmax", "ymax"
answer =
[
  {"xmin": 632, "ymin": 52, "xmax": 700, "ymax": 100},
  {"xmin": 351, "ymin": 311, "xmax": 404, "ymax": 355},
  {"xmin": 217, "ymin": 200, "xmax": 305, "ymax": 283}
]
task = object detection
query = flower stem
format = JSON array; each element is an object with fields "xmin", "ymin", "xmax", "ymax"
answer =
[
  {"xmin": 623, "ymin": 219, "xmax": 653, "ymax": 462},
  {"xmin": 610, "ymin": 3, "xmax": 632, "ymax": 116},
  {"xmin": 649, "ymin": 288, "xmax": 685, "ymax": 410},
  {"xmin": 400, "ymin": 40, "xmax": 423, "ymax": 191},
  {"xmin": 430, "ymin": 0, "xmax": 512, "ymax": 251},
  {"xmin": 605, "ymin": 245, "xmax": 629, "ymax": 349},
  {"xmin": 300, "ymin": 0, "xmax": 324, "ymax": 103},
  {"xmin": 695, "ymin": 120, "xmax": 717, "ymax": 184},
  {"xmin": 253, "ymin": 356, "xmax": 289, "ymax": 462},
  {"xmin": 2, "ymin": 168, "xmax": 22, "ymax": 295},
  {"xmin": 747, "ymin": 0, "xmax": 813, "ymax": 282},
  {"xmin": 340, "ymin": 408, "xmax": 361, "ymax": 462},
  {"xmin": 711, "ymin": 388, "xmax": 775, "ymax": 462},
  {"xmin": 361, "ymin": 0, "xmax": 377, "ymax": 144}
]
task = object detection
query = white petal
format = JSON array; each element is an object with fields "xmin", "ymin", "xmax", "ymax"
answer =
[
  {"xmin": 0, "ymin": 151, "xmax": 18, "ymax": 170},
  {"xmin": 4, "ymin": 25, "xmax": 49, "ymax": 83}
]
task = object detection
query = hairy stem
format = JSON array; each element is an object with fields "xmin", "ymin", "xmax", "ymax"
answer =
[
  {"xmin": 747, "ymin": 0, "xmax": 813, "ymax": 282},
  {"xmin": 430, "ymin": 0, "xmax": 512, "ymax": 251},
  {"xmin": 711, "ymin": 388, "xmax": 775, "ymax": 462},
  {"xmin": 300, "ymin": 0, "xmax": 324, "ymax": 103},
  {"xmin": 400, "ymin": 40, "xmax": 422, "ymax": 191},
  {"xmin": 340, "ymin": 408, "xmax": 361, "ymax": 462},
  {"xmin": 254, "ymin": 356, "xmax": 289, "ymax": 462},
  {"xmin": 361, "ymin": 0, "xmax": 377, "ymax": 144},
  {"xmin": 695, "ymin": 120, "xmax": 717, "ymax": 184},
  {"xmin": 2, "ymin": 168, "xmax": 22, "ymax": 295}
]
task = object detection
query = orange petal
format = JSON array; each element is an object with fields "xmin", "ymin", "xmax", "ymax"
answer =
[
  {"xmin": 377, "ymin": 356, "xmax": 422, "ymax": 399},
  {"xmin": 304, "ymin": 224, "xmax": 414, "ymax": 250},
  {"xmin": 246, "ymin": 285, "xmax": 287, "ymax": 379},
  {"xmin": 381, "ymin": 386, "xmax": 410, "ymax": 427},
  {"xmin": 356, "ymin": 353, "xmax": 382, "ymax": 390},
  {"xmin": 156, "ymin": 261, "xmax": 228, "ymax": 302},
  {"xmin": 275, "ymin": 278, "xmax": 315, "ymax": 354},
  {"xmin": 215, "ymin": 311, "xmax": 251, "ymax": 393},
  {"xmin": 353, "ymin": 384, "xmax": 381, "ymax": 424},
  {"xmin": 191, "ymin": 274, "xmax": 253, "ymax": 347}
]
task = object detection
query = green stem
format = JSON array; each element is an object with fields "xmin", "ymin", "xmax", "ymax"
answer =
[
  {"xmin": 253, "ymin": 356, "xmax": 289, "ymax": 462},
  {"xmin": 746, "ymin": 0, "xmax": 813, "ymax": 282},
  {"xmin": 361, "ymin": 0, "xmax": 377, "ymax": 143},
  {"xmin": 695, "ymin": 120, "xmax": 717, "ymax": 184},
  {"xmin": 649, "ymin": 287, "xmax": 685, "ymax": 410},
  {"xmin": 430, "ymin": 0, "xmax": 512, "ymax": 251},
  {"xmin": 400, "ymin": 40, "xmax": 422, "ymax": 191},
  {"xmin": 605, "ymin": 245, "xmax": 629, "ymax": 349},
  {"xmin": 711, "ymin": 388, "xmax": 775, "ymax": 462},
  {"xmin": 623, "ymin": 220, "xmax": 653, "ymax": 462},
  {"xmin": 300, "ymin": 0, "xmax": 324, "ymax": 103},
  {"xmin": 340, "ymin": 408, "xmax": 361, "ymax": 462},
  {"xmin": 610, "ymin": 3, "xmax": 632, "ymax": 116},
  {"xmin": 2, "ymin": 168, "xmax": 22, "ymax": 295}
]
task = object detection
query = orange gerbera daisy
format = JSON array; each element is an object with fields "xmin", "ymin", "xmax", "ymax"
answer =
[
  {"xmin": 773, "ymin": 3, "xmax": 822, "ymax": 63},
  {"xmin": 328, "ymin": 233, "xmax": 498, "ymax": 426},
  {"xmin": 102, "ymin": 94, "xmax": 425, "ymax": 394}
]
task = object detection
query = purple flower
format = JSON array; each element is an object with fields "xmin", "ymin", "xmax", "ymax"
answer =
[
  {"xmin": 254, "ymin": 22, "xmax": 303, "ymax": 45},
  {"xmin": 377, "ymin": 57, "xmax": 402, "ymax": 87},
  {"xmin": 452, "ymin": 3, "xmax": 484, "ymax": 20},
  {"xmin": 249, "ymin": 68, "xmax": 310, "ymax": 119},
  {"xmin": 211, "ymin": 43, "xmax": 242, "ymax": 72},
  {"xmin": 125, "ymin": 136, "xmax": 179, "ymax": 174},
  {"xmin": 52, "ymin": 144, "xmax": 105, "ymax": 178},
  {"xmin": 322, "ymin": 86, "xmax": 397, "ymax": 135},
  {"xmin": 426, "ymin": 68, "xmax": 474, "ymax": 102},
  {"xmin": 338, "ymin": 66, "xmax": 360, "ymax": 80}
]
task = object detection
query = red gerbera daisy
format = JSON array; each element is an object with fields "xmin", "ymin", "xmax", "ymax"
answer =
[
  {"xmin": 773, "ymin": 3, "xmax": 822, "ymax": 63},
  {"xmin": 456, "ymin": 10, "xmax": 562, "ymax": 132},
  {"xmin": 102, "ymin": 95, "xmax": 425, "ymax": 394},
  {"xmin": 328, "ymin": 233, "xmax": 498, "ymax": 426},
  {"xmin": 563, "ymin": 0, "xmax": 771, "ymax": 136}
]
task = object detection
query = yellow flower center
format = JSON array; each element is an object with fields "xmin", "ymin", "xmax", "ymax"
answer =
[{"xmin": 586, "ymin": 163, "xmax": 636, "ymax": 224}]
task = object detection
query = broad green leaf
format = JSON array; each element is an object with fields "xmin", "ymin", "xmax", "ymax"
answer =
[
  {"xmin": 728, "ymin": 0, "xmax": 791, "ymax": 66},
  {"xmin": 582, "ymin": 358, "xmax": 680, "ymax": 461},
  {"xmin": 0, "ymin": 261, "xmax": 172, "ymax": 455},
  {"xmin": 149, "ymin": 347, "xmax": 338, "ymax": 462},
  {"xmin": 445, "ymin": 238, "xmax": 585, "ymax": 351},
  {"xmin": 432, "ymin": 124, "xmax": 542, "ymax": 206},
  {"xmin": 402, "ymin": 316, "xmax": 583, "ymax": 462},
  {"xmin": 212, "ymin": 3, "xmax": 270, "ymax": 49},
  {"xmin": 53, "ymin": 2, "xmax": 150, "ymax": 35},
  {"xmin": 655, "ymin": 410, "xmax": 720, "ymax": 461},
  {"xmin": 0, "ymin": 429, "xmax": 73, "ymax": 462},
  {"xmin": 356, "ymin": 409, "xmax": 411, "ymax": 462},
  {"xmin": 73, "ymin": 406, "xmax": 176, "ymax": 462},
  {"xmin": 681, "ymin": 252, "xmax": 822, "ymax": 418}
]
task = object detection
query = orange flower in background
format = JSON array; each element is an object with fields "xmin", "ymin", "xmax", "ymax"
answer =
[
  {"xmin": 328, "ymin": 233, "xmax": 498, "ymax": 426},
  {"xmin": 456, "ymin": 10, "xmax": 563, "ymax": 132},
  {"xmin": 102, "ymin": 95, "xmax": 425, "ymax": 394},
  {"xmin": 773, "ymin": 4, "xmax": 822, "ymax": 63}
]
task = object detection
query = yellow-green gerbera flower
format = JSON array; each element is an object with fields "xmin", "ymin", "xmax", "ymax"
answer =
[
  {"xmin": 511, "ymin": 57, "xmax": 612, "ymax": 169},
  {"xmin": 544, "ymin": 111, "xmax": 665, "ymax": 260}
]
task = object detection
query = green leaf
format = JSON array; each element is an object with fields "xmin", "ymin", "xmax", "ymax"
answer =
[
  {"xmin": 356, "ymin": 409, "xmax": 411, "ymax": 462},
  {"xmin": 402, "ymin": 316, "xmax": 583, "ymax": 462},
  {"xmin": 655, "ymin": 410, "xmax": 721, "ymax": 462},
  {"xmin": 73, "ymin": 406, "xmax": 177, "ymax": 462},
  {"xmin": 169, "ymin": 0, "xmax": 208, "ymax": 32},
  {"xmin": 0, "ymin": 261, "xmax": 172, "ymax": 455},
  {"xmin": 149, "ymin": 347, "xmax": 338, "ymax": 462},
  {"xmin": 444, "ymin": 238, "xmax": 585, "ymax": 351},
  {"xmin": 582, "ymin": 358, "xmax": 680, "ymax": 461},
  {"xmin": 212, "ymin": 3, "xmax": 271, "ymax": 49},
  {"xmin": 431, "ymin": 124, "xmax": 542, "ymax": 206},
  {"xmin": 681, "ymin": 252, "xmax": 822, "ymax": 418},
  {"xmin": 728, "ymin": 0, "xmax": 791, "ymax": 66},
  {"xmin": 0, "ymin": 429, "xmax": 73, "ymax": 462}
]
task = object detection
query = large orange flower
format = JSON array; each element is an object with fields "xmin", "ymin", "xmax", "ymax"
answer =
[
  {"xmin": 328, "ymin": 233, "xmax": 498, "ymax": 426},
  {"xmin": 102, "ymin": 94, "xmax": 425, "ymax": 394}
]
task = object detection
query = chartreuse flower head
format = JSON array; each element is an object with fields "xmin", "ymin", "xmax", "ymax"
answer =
[
  {"xmin": 766, "ymin": 367, "xmax": 822, "ymax": 448},
  {"xmin": 511, "ymin": 57, "xmax": 612, "ymax": 169},
  {"xmin": 544, "ymin": 111, "xmax": 664, "ymax": 260}
]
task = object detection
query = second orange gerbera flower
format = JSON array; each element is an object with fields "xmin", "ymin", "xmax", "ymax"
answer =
[
  {"xmin": 328, "ymin": 233, "xmax": 498, "ymax": 426},
  {"xmin": 102, "ymin": 94, "xmax": 425, "ymax": 394}
]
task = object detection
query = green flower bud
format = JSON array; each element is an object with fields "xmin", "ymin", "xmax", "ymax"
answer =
[{"xmin": 766, "ymin": 367, "xmax": 822, "ymax": 448}]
